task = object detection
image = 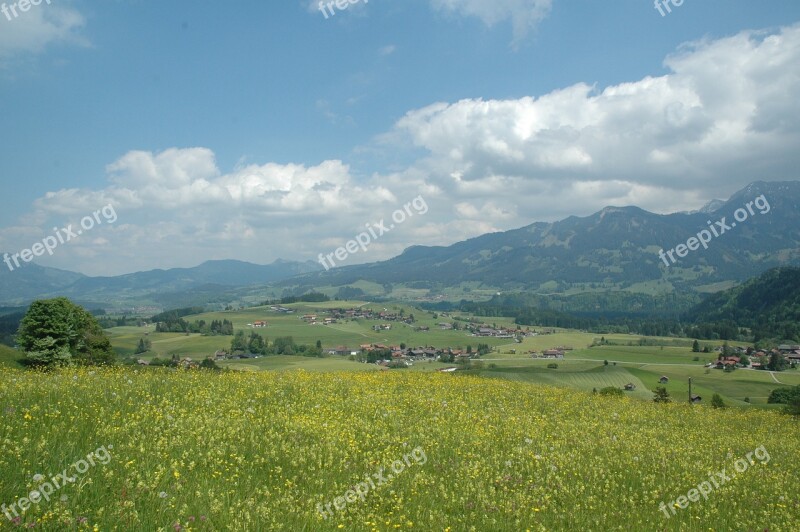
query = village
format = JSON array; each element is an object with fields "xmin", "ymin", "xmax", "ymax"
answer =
[{"xmin": 712, "ymin": 344, "xmax": 800, "ymax": 369}]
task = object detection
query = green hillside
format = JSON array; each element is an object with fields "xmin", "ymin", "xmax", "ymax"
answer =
[
  {"xmin": 684, "ymin": 266, "xmax": 800, "ymax": 341},
  {"xmin": 0, "ymin": 344, "xmax": 22, "ymax": 368}
]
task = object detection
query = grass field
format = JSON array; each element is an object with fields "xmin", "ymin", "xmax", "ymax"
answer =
[
  {"xmin": 8, "ymin": 301, "xmax": 800, "ymax": 410},
  {"xmin": 92, "ymin": 303, "xmax": 800, "ymax": 410},
  {"xmin": 1, "ymin": 367, "xmax": 797, "ymax": 530},
  {"xmin": 0, "ymin": 344, "xmax": 22, "ymax": 368}
]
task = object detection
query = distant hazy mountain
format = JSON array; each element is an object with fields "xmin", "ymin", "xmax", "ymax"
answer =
[
  {"xmin": 0, "ymin": 259, "xmax": 322, "ymax": 307},
  {"xmin": 4, "ymin": 181, "xmax": 798, "ymax": 309},
  {"xmin": 282, "ymin": 181, "xmax": 800, "ymax": 294},
  {"xmin": 0, "ymin": 262, "xmax": 85, "ymax": 304}
]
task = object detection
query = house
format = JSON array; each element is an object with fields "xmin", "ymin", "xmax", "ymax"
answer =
[
  {"xmin": 542, "ymin": 349, "xmax": 564, "ymax": 359},
  {"xmin": 179, "ymin": 357, "xmax": 198, "ymax": 369},
  {"xmin": 659, "ymin": 376, "xmax": 669, "ymax": 384},
  {"xmin": 252, "ymin": 321, "xmax": 267, "ymax": 328},
  {"xmin": 624, "ymin": 383, "xmax": 636, "ymax": 391}
]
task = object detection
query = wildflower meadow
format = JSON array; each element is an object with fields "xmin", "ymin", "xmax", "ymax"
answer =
[{"xmin": 1, "ymin": 368, "xmax": 798, "ymax": 530}]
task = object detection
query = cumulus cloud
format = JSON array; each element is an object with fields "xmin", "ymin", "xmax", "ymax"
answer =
[
  {"xmin": 390, "ymin": 23, "xmax": 800, "ymax": 212},
  {"xmin": 1, "ymin": 148, "xmax": 415, "ymax": 274},
  {"xmin": 0, "ymin": 0, "xmax": 87, "ymax": 65}
]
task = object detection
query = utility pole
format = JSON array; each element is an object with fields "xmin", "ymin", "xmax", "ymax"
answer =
[{"xmin": 688, "ymin": 377, "xmax": 693, "ymax": 404}]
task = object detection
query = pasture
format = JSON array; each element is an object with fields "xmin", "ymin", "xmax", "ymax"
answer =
[
  {"xmin": 0, "ymin": 368, "xmax": 797, "ymax": 530},
  {"xmin": 97, "ymin": 302, "xmax": 800, "ymax": 409}
]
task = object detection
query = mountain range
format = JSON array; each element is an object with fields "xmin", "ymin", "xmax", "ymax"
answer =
[
  {"xmin": 0, "ymin": 259, "xmax": 322, "ymax": 308},
  {"xmin": 282, "ymin": 181, "xmax": 800, "ymax": 295},
  {"xmin": 1, "ymin": 181, "xmax": 798, "ymax": 310}
]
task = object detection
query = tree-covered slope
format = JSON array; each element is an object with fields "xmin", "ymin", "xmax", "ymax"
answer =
[{"xmin": 684, "ymin": 267, "xmax": 800, "ymax": 341}]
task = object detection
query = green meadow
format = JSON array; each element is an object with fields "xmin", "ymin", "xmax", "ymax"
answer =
[{"xmin": 7, "ymin": 300, "xmax": 800, "ymax": 409}]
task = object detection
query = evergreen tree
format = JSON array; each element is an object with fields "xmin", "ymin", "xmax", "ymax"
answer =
[
  {"xmin": 231, "ymin": 330, "xmax": 247, "ymax": 353},
  {"xmin": 768, "ymin": 352, "xmax": 789, "ymax": 372},
  {"xmin": 17, "ymin": 297, "xmax": 116, "ymax": 367}
]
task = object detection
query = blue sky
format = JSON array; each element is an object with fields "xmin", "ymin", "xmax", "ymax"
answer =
[{"xmin": 1, "ymin": 0, "xmax": 799, "ymax": 275}]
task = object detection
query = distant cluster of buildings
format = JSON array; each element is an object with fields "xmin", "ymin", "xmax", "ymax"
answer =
[
  {"xmin": 299, "ymin": 307, "xmax": 417, "ymax": 327},
  {"xmin": 529, "ymin": 346, "xmax": 574, "ymax": 359},
  {"xmin": 300, "ymin": 314, "xmax": 338, "ymax": 325},
  {"xmin": 327, "ymin": 343, "xmax": 479, "ymax": 362},
  {"xmin": 712, "ymin": 344, "xmax": 800, "ymax": 369},
  {"xmin": 462, "ymin": 323, "xmax": 539, "ymax": 339}
]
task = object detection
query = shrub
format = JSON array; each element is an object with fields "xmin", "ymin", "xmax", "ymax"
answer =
[
  {"xmin": 653, "ymin": 387, "xmax": 671, "ymax": 403},
  {"xmin": 199, "ymin": 358, "xmax": 221, "ymax": 371},
  {"xmin": 547, "ymin": 363, "xmax": 558, "ymax": 369},
  {"xmin": 711, "ymin": 393, "xmax": 726, "ymax": 409},
  {"xmin": 599, "ymin": 386, "xmax": 624, "ymax": 397},
  {"xmin": 768, "ymin": 385, "xmax": 800, "ymax": 404}
]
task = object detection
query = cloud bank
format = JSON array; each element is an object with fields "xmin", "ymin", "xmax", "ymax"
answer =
[{"xmin": 2, "ymin": 23, "xmax": 799, "ymax": 275}]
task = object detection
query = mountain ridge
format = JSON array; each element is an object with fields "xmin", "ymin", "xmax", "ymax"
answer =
[
  {"xmin": 0, "ymin": 259, "xmax": 322, "ymax": 307},
  {"xmin": 2, "ymin": 180, "xmax": 798, "ymax": 308},
  {"xmin": 281, "ymin": 180, "xmax": 800, "ymax": 294}
]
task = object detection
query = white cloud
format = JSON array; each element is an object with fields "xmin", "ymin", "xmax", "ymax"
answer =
[
  {"xmin": 0, "ymin": 0, "xmax": 87, "ymax": 65},
  {"xmin": 429, "ymin": 0, "xmax": 552, "ymax": 44},
  {"xmin": 0, "ymin": 148, "xmax": 408, "ymax": 274},
  {"xmin": 390, "ymin": 23, "xmax": 800, "ymax": 209}
]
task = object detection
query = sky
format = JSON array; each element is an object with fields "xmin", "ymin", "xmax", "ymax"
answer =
[{"xmin": 1, "ymin": 0, "xmax": 799, "ymax": 276}]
